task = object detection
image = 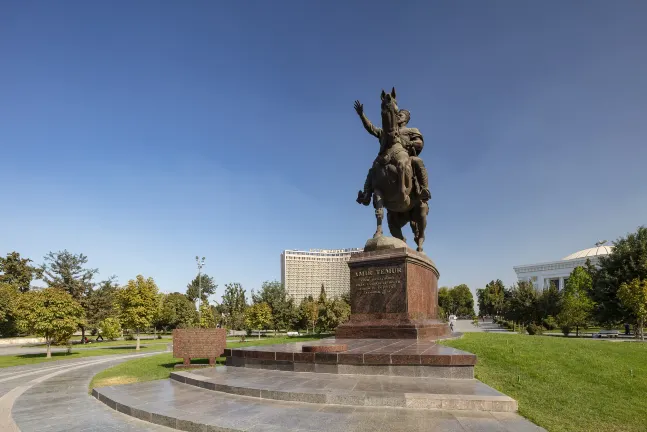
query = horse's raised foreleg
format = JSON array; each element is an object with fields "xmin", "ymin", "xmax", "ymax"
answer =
[
  {"xmin": 373, "ymin": 190, "xmax": 384, "ymax": 238},
  {"xmin": 396, "ymin": 160, "xmax": 411, "ymax": 207}
]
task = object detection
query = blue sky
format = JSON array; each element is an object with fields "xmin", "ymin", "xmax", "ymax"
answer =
[{"xmin": 2, "ymin": 1, "xmax": 646, "ymax": 302}]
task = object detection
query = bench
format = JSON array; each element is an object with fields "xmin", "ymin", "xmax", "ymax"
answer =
[
  {"xmin": 594, "ymin": 329, "xmax": 619, "ymax": 338},
  {"xmin": 286, "ymin": 331, "xmax": 300, "ymax": 337}
]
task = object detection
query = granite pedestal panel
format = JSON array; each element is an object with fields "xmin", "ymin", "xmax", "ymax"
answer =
[
  {"xmin": 336, "ymin": 246, "xmax": 450, "ymax": 340},
  {"xmin": 224, "ymin": 338, "xmax": 476, "ymax": 378}
]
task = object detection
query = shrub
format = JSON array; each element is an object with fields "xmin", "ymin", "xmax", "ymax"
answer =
[
  {"xmin": 561, "ymin": 325, "xmax": 571, "ymax": 336},
  {"xmin": 543, "ymin": 316, "xmax": 558, "ymax": 330},
  {"xmin": 124, "ymin": 334, "xmax": 135, "ymax": 341},
  {"xmin": 526, "ymin": 323, "xmax": 543, "ymax": 335},
  {"xmin": 99, "ymin": 318, "xmax": 122, "ymax": 341}
]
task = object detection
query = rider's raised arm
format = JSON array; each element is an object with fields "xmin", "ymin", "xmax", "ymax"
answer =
[
  {"xmin": 354, "ymin": 100, "xmax": 382, "ymax": 138},
  {"xmin": 360, "ymin": 113, "xmax": 382, "ymax": 138}
]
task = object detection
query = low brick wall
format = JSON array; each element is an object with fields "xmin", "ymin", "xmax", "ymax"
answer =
[{"xmin": 172, "ymin": 328, "xmax": 226, "ymax": 366}]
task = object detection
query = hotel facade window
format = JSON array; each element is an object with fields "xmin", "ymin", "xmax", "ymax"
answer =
[{"xmin": 280, "ymin": 248, "xmax": 363, "ymax": 303}]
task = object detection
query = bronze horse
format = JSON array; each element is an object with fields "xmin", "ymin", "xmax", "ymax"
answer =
[{"xmin": 368, "ymin": 88, "xmax": 428, "ymax": 252}]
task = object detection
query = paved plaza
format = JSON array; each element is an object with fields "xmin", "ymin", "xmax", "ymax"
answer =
[{"xmin": 0, "ymin": 353, "xmax": 173, "ymax": 431}]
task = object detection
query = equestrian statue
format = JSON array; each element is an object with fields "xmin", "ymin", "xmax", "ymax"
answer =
[{"xmin": 354, "ymin": 88, "xmax": 430, "ymax": 252}]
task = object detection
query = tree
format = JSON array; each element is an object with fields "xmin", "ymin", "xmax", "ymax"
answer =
[
  {"xmin": 158, "ymin": 292, "xmax": 197, "ymax": 329},
  {"xmin": 85, "ymin": 277, "xmax": 118, "ymax": 333},
  {"xmin": 15, "ymin": 288, "xmax": 85, "ymax": 357},
  {"xmin": 245, "ymin": 302, "xmax": 272, "ymax": 338},
  {"xmin": 221, "ymin": 283, "xmax": 247, "ymax": 330},
  {"xmin": 449, "ymin": 284, "xmax": 475, "ymax": 317},
  {"xmin": 99, "ymin": 317, "xmax": 122, "ymax": 340},
  {"xmin": 114, "ymin": 275, "xmax": 159, "ymax": 350},
  {"xmin": 41, "ymin": 250, "xmax": 97, "ymax": 342},
  {"xmin": 299, "ymin": 298, "xmax": 319, "ymax": 334},
  {"xmin": 318, "ymin": 284, "xmax": 327, "ymax": 305},
  {"xmin": 0, "ymin": 251, "xmax": 43, "ymax": 293},
  {"xmin": 477, "ymin": 280, "xmax": 506, "ymax": 317},
  {"xmin": 251, "ymin": 281, "xmax": 297, "ymax": 333},
  {"xmin": 317, "ymin": 297, "xmax": 351, "ymax": 332},
  {"xmin": 557, "ymin": 267, "xmax": 595, "ymax": 337},
  {"xmin": 591, "ymin": 227, "xmax": 647, "ymax": 325},
  {"xmin": 505, "ymin": 281, "xmax": 539, "ymax": 326},
  {"xmin": 199, "ymin": 302, "xmax": 217, "ymax": 328},
  {"xmin": 0, "ymin": 282, "xmax": 20, "ymax": 337},
  {"xmin": 185, "ymin": 273, "xmax": 217, "ymax": 303},
  {"xmin": 617, "ymin": 278, "xmax": 647, "ymax": 341},
  {"xmin": 438, "ymin": 286, "xmax": 451, "ymax": 318},
  {"xmin": 538, "ymin": 281, "xmax": 561, "ymax": 322}
]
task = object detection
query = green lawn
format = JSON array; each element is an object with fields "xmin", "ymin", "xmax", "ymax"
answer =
[
  {"xmin": 442, "ymin": 333, "xmax": 647, "ymax": 432},
  {"xmin": 89, "ymin": 335, "xmax": 325, "ymax": 390},
  {"xmin": 25, "ymin": 339, "xmax": 171, "ymax": 348},
  {"xmin": 0, "ymin": 345, "xmax": 167, "ymax": 368}
]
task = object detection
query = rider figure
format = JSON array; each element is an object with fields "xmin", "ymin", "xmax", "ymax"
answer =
[{"xmin": 354, "ymin": 101, "xmax": 430, "ymax": 206}]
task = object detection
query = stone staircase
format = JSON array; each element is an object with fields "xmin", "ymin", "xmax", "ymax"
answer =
[{"xmin": 170, "ymin": 366, "xmax": 517, "ymax": 412}]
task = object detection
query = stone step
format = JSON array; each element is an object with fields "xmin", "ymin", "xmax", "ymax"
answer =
[
  {"xmin": 93, "ymin": 380, "xmax": 544, "ymax": 432},
  {"xmin": 170, "ymin": 366, "xmax": 517, "ymax": 412}
]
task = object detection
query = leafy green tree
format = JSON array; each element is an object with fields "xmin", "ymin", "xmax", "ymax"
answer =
[
  {"xmin": 505, "ymin": 281, "xmax": 539, "ymax": 326},
  {"xmin": 449, "ymin": 284, "xmax": 475, "ymax": 317},
  {"xmin": 476, "ymin": 280, "xmax": 506, "ymax": 317},
  {"xmin": 199, "ymin": 302, "xmax": 217, "ymax": 328},
  {"xmin": 186, "ymin": 273, "xmax": 217, "ymax": 303},
  {"xmin": 538, "ymin": 282, "xmax": 562, "ymax": 322},
  {"xmin": 221, "ymin": 283, "xmax": 247, "ymax": 330},
  {"xmin": 158, "ymin": 292, "xmax": 197, "ymax": 329},
  {"xmin": 317, "ymin": 297, "xmax": 351, "ymax": 332},
  {"xmin": 251, "ymin": 281, "xmax": 297, "ymax": 333},
  {"xmin": 16, "ymin": 288, "xmax": 85, "ymax": 357},
  {"xmin": 298, "ymin": 297, "xmax": 319, "ymax": 334},
  {"xmin": 99, "ymin": 317, "xmax": 122, "ymax": 340},
  {"xmin": 618, "ymin": 278, "xmax": 647, "ymax": 341},
  {"xmin": 0, "ymin": 282, "xmax": 20, "ymax": 337},
  {"xmin": 591, "ymin": 227, "xmax": 647, "ymax": 325},
  {"xmin": 557, "ymin": 267, "xmax": 595, "ymax": 337},
  {"xmin": 0, "ymin": 252, "xmax": 43, "ymax": 293},
  {"xmin": 114, "ymin": 275, "xmax": 159, "ymax": 350},
  {"xmin": 41, "ymin": 250, "xmax": 98, "ymax": 342},
  {"xmin": 85, "ymin": 276, "xmax": 118, "ymax": 333},
  {"xmin": 438, "ymin": 286, "xmax": 451, "ymax": 317},
  {"xmin": 245, "ymin": 302, "xmax": 272, "ymax": 338},
  {"xmin": 318, "ymin": 284, "xmax": 327, "ymax": 305}
]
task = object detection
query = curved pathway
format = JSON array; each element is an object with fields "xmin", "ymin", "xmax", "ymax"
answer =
[{"xmin": 0, "ymin": 353, "xmax": 172, "ymax": 431}]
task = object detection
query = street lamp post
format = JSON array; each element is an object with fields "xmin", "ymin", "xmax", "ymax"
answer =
[{"xmin": 196, "ymin": 256, "xmax": 205, "ymax": 324}]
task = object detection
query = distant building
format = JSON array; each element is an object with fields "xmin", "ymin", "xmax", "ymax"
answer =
[
  {"xmin": 513, "ymin": 241, "xmax": 613, "ymax": 290},
  {"xmin": 281, "ymin": 248, "xmax": 363, "ymax": 303}
]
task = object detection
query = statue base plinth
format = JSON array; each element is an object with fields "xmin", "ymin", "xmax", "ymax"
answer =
[{"xmin": 336, "ymin": 240, "xmax": 450, "ymax": 341}]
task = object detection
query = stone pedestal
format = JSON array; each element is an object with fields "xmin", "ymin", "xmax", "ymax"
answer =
[{"xmin": 336, "ymin": 243, "xmax": 450, "ymax": 340}]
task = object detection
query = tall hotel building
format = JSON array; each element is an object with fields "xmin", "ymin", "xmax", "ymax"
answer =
[{"xmin": 281, "ymin": 248, "xmax": 363, "ymax": 302}]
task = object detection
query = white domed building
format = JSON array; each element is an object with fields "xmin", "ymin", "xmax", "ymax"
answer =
[{"xmin": 513, "ymin": 241, "xmax": 614, "ymax": 290}]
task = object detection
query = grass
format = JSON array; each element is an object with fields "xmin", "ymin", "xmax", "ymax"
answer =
[
  {"xmin": 89, "ymin": 335, "xmax": 325, "ymax": 390},
  {"xmin": 441, "ymin": 333, "xmax": 647, "ymax": 432},
  {"xmin": 24, "ymin": 339, "xmax": 171, "ymax": 348},
  {"xmin": 0, "ymin": 344, "xmax": 167, "ymax": 368}
]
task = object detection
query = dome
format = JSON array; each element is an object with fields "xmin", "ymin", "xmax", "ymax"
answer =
[{"xmin": 562, "ymin": 243, "xmax": 614, "ymax": 260}]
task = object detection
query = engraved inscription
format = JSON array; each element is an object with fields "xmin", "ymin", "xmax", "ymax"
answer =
[{"xmin": 353, "ymin": 266, "xmax": 403, "ymax": 295}]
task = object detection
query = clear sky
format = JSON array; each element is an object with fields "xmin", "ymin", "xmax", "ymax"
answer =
[{"xmin": 1, "ymin": 1, "xmax": 646, "ymax": 303}]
